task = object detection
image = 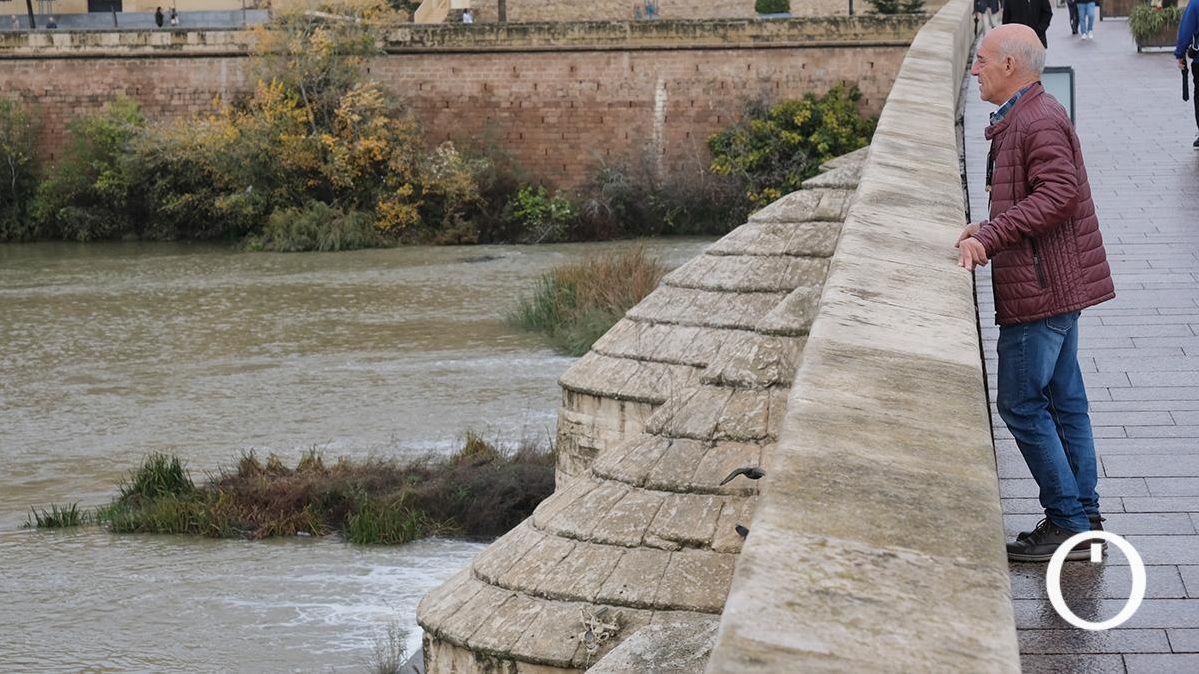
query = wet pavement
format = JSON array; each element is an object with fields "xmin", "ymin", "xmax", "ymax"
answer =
[{"xmin": 964, "ymin": 8, "xmax": 1199, "ymax": 673}]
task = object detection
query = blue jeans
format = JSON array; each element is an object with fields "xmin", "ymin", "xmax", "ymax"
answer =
[
  {"xmin": 1078, "ymin": 2, "xmax": 1097, "ymax": 34},
  {"xmin": 996, "ymin": 311, "xmax": 1098, "ymax": 533}
]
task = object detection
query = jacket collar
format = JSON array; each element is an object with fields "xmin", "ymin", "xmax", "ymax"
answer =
[{"xmin": 985, "ymin": 81, "xmax": 1044, "ymax": 140}]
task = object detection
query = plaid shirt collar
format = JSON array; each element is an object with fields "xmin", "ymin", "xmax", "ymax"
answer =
[{"xmin": 989, "ymin": 84, "xmax": 1035, "ymax": 126}]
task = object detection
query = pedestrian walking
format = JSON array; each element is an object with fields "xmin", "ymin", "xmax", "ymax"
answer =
[
  {"xmin": 1176, "ymin": 0, "xmax": 1199, "ymax": 147},
  {"xmin": 958, "ymin": 24, "xmax": 1116, "ymax": 562},
  {"xmin": 1077, "ymin": 0, "xmax": 1097, "ymax": 40},
  {"xmin": 1002, "ymin": 0, "xmax": 1053, "ymax": 47},
  {"xmin": 155, "ymin": 6, "xmax": 164, "ymax": 27}
]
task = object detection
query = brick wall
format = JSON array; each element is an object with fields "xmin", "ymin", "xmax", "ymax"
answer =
[
  {"xmin": 379, "ymin": 46, "xmax": 904, "ymax": 187},
  {"xmin": 0, "ymin": 19, "xmax": 917, "ymax": 188}
]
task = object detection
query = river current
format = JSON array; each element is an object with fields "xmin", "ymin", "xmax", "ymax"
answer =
[{"xmin": 0, "ymin": 239, "xmax": 711, "ymax": 672}]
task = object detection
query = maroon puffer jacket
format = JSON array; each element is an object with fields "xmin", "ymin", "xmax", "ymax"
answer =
[{"xmin": 974, "ymin": 83, "xmax": 1114, "ymax": 326}]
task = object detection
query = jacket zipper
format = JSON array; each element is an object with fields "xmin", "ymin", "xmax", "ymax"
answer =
[{"xmin": 1031, "ymin": 240, "xmax": 1047, "ymax": 289}]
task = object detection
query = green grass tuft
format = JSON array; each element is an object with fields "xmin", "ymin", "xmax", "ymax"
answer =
[
  {"xmin": 26, "ymin": 503, "xmax": 89, "ymax": 528},
  {"xmin": 509, "ymin": 247, "xmax": 666, "ymax": 356}
]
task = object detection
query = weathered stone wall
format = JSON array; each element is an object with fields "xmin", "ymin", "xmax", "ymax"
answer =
[
  {"xmin": 0, "ymin": 18, "xmax": 921, "ymax": 188},
  {"xmin": 470, "ymin": 0, "xmax": 951, "ymax": 22},
  {"xmin": 706, "ymin": 0, "xmax": 1021, "ymax": 670}
]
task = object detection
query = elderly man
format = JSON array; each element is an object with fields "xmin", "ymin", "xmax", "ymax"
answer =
[{"xmin": 957, "ymin": 24, "xmax": 1115, "ymax": 563}]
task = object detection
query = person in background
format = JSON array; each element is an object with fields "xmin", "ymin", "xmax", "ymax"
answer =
[
  {"xmin": 1176, "ymin": 0, "xmax": 1199, "ymax": 148},
  {"xmin": 169, "ymin": 7, "xmax": 178, "ymax": 26},
  {"xmin": 9, "ymin": 15, "xmax": 19, "ymax": 31},
  {"xmin": 155, "ymin": 6, "xmax": 165, "ymax": 27},
  {"xmin": 462, "ymin": 8, "xmax": 474, "ymax": 23},
  {"xmin": 976, "ymin": 0, "xmax": 1000, "ymax": 31},
  {"xmin": 1002, "ymin": 0, "xmax": 1053, "ymax": 47},
  {"xmin": 959, "ymin": 24, "xmax": 1115, "ymax": 562},
  {"xmin": 45, "ymin": 16, "xmax": 57, "ymax": 29},
  {"xmin": 1076, "ymin": 0, "xmax": 1097, "ymax": 40},
  {"xmin": 1067, "ymin": 0, "xmax": 1079, "ymax": 36}
]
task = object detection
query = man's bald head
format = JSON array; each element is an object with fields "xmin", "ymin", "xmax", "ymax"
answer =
[
  {"xmin": 972, "ymin": 24, "xmax": 1045, "ymax": 105},
  {"xmin": 988, "ymin": 24, "xmax": 1046, "ymax": 78}
]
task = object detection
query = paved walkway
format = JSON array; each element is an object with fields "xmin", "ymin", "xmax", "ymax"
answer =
[{"xmin": 964, "ymin": 9, "xmax": 1199, "ymax": 674}]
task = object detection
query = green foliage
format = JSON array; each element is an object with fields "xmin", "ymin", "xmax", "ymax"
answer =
[
  {"xmin": 509, "ymin": 248, "xmax": 667, "ymax": 356},
  {"xmin": 867, "ymin": 0, "xmax": 925, "ymax": 13},
  {"xmin": 118, "ymin": 452, "xmax": 194, "ymax": 505},
  {"xmin": 709, "ymin": 85, "xmax": 876, "ymax": 209},
  {"xmin": 0, "ymin": 99, "xmax": 40, "ymax": 242},
  {"xmin": 504, "ymin": 185, "xmax": 578, "ymax": 243},
  {"xmin": 64, "ymin": 434, "xmax": 554, "ymax": 544},
  {"xmin": 249, "ymin": 200, "xmax": 381, "ymax": 252},
  {"xmin": 26, "ymin": 503, "xmax": 88, "ymax": 528},
  {"xmin": 31, "ymin": 98, "xmax": 144, "ymax": 241},
  {"xmin": 1129, "ymin": 4, "xmax": 1184, "ymax": 43},
  {"xmin": 578, "ymin": 158, "xmax": 744, "ymax": 239},
  {"xmin": 755, "ymin": 0, "xmax": 790, "ymax": 13}
]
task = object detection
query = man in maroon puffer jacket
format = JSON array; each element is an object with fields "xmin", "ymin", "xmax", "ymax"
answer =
[{"xmin": 957, "ymin": 25, "xmax": 1116, "ymax": 563}]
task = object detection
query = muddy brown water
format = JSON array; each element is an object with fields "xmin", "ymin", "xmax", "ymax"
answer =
[{"xmin": 0, "ymin": 238, "xmax": 712, "ymax": 672}]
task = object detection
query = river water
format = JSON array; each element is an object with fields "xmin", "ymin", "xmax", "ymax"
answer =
[{"xmin": 0, "ymin": 239, "xmax": 711, "ymax": 673}]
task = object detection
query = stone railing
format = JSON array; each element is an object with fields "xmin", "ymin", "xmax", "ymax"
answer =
[{"xmin": 705, "ymin": 0, "xmax": 1020, "ymax": 671}]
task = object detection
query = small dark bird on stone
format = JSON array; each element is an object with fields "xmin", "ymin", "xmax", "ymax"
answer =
[
  {"xmin": 734, "ymin": 524, "xmax": 750, "ymax": 538},
  {"xmin": 720, "ymin": 466, "xmax": 765, "ymax": 486}
]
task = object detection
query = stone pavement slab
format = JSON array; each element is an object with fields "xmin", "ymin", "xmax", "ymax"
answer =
[{"xmin": 965, "ymin": 7, "xmax": 1199, "ymax": 669}]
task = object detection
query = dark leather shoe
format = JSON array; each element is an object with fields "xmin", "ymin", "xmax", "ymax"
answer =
[
  {"xmin": 1018, "ymin": 514, "xmax": 1103, "ymax": 541},
  {"xmin": 1008, "ymin": 519, "xmax": 1091, "ymax": 562}
]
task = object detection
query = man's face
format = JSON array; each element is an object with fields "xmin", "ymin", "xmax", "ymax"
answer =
[{"xmin": 971, "ymin": 38, "xmax": 1013, "ymax": 105}]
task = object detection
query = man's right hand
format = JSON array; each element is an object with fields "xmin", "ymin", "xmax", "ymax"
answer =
[{"xmin": 1180, "ymin": 58, "xmax": 1188, "ymax": 71}]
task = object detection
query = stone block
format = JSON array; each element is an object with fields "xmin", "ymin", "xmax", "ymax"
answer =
[
  {"xmin": 587, "ymin": 615, "xmax": 720, "ymax": 673},
  {"xmin": 474, "ymin": 523, "xmax": 543, "ymax": 585},
  {"xmin": 695, "ymin": 329, "xmax": 802, "ymax": 390},
  {"xmin": 801, "ymin": 165, "xmax": 860, "ymax": 190},
  {"xmin": 650, "ymin": 325, "xmax": 737, "ymax": 367},
  {"xmin": 494, "ymin": 532, "xmax": 578, "ymax": 595},
  {"xmin": 541, "ymin": 480, "xmax": 631, "ymax": 540},
  {"xmin": 644, "ymin": 438, "xmax": 714, "ymax": 491},
  {"xmin": 663, "ymin": 254, "xmax": 829, "ymax": 294},
  {"xmin": 558, "ymin": 352, "xmax": 636, "ymax": 399},
  {"xmin": 757, "ymin": 285, "xmax": 823, "ymax": 335},
  {"xmin": 532, "ymin": 475, "xmax": 598, "ymax": 530},
  {"xmin": 595, "ymin": 547, "xmax": 673, "ymax": 608},
  {"xmin": 748, "ymin": 190, "xmax": 823, "ymax": 225},
  {"xmin": 819, "ymin": 145, "xmax": 869, "ymax": 172},
  {"xmin": 589, "ymin": 434, "xmax": 673, "ymax": 486},
  {"xmin": 533, "ymin": 539, "xmax": 626, "ymax": 603},
  {"xmin": 711, "ymin": 495, "xmax": 758, "ymax": 553},
  {"xmin": 653, "ymin": 549, "xmax": 736, "ymax": 613},
  {"xmin": 713, "ymin": 389, "xmax": 774, "ymax": 442},
  {"xmin": 416, "ymin": 568, "xmax": 485, "ymax": 634},
  {"xmin": 814, "ymin": 189, "xmax": 855, "ymax": 221},
  {"xmin": 644, "ymin": 388, "xmax": 731, "ymax": 440},
  {"xmin": 591, "ymin": 319, "xmax": 665, "ymax": 361},
  {"xmin": 467, "ymin": 592, "xmax": 546, "ymax": 654},
  {"xmin": 647, "ymin": 492, "xmax": 724, "ymax": 548},
  {"xmin": 586, "ymin": 487, "xmax": 667, "ymax": 547},
  {"xmin": 508, "ymin": 599, "xmax": 586, "ymax": 668},
  {"xmin": 691, "ymin": 441, "xmax": 766, "ymax": 495},
  {"xmin": 622, "ymin": 361, "xmax": 700, "ymax": 404},
  {"xmin": 437, "ymin": 580, "xmax": 517, "ymax": 644}
]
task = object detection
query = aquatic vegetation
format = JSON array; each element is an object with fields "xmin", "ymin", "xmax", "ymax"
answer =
[
  {"xmin": 25, "ymin": 503, "xmax": 89, "ymax": 528},
  {"xmin": 509, "ymin": 247, "xmax": 667, "ymax": 356},
  {"xmin": 33, "ymin": 432, "xmax": 555, "ymax": 546}
]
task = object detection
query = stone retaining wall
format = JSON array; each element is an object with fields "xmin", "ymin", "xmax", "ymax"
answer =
[{"xmin": 705, "ymin": 0, "xmax": 1020, "ymax": 670}]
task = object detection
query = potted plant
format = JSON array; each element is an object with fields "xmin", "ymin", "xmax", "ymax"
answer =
[
  {"xmin": 755, "ymin": 0, "xmax": 791, "ymax": 18},
  {"xmin": 1129, "ymin": 2, "xmax": 1185, "ymax": 52}
]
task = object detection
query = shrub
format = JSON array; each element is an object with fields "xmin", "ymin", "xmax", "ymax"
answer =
[
  {"xmin": 1128, "ymin": 4, "xmax": 1185, "ymax": 44},
  {"xmin": 249, "ymin": 200, "xmax": 381, "ymax": 252},
  {"xmin": 755, "ymin": 0, "xmax": 790, "ymax": 14},
  {"xmin": 31, "ymin": 98, "xmax": 145, "ymax": 241},
  {"xmin": 709, "ymin": 84, "xmax": 876, "ymax": 209},
  {"xmin": 504, "ymin": 185, "xmax": 578, "ymax": 244},
  {"xmin": 866, "ymin": 0, "xmax": 925, "ymax": 13},
  {"xmin": 0, "ymin": 99, "xmax": 40, "ymax": 242},
  {"xmin": 74, "ymin": 434, "xmax": 554, "ymax": 544},
  {"xmin": 509, "ymin": 247, "xmax": 667, "ymax": 356},
  {"xmin": 578, "ymin": 157, "xmax": 745, "ymax": 239}
]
